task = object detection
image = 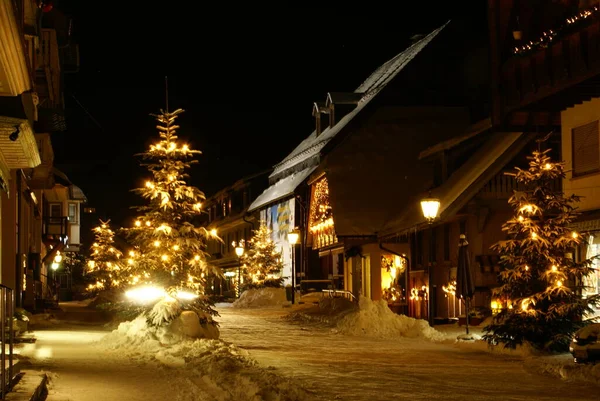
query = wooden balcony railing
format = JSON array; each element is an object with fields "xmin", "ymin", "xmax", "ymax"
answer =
[
  {"xmin": 36, "ymin": 29, "xmax": 61, "ymax": 110},
  {"xmin": 42, "ymin": 216, "xmax": 68, "ymax": 243},
  {"xmin": 479, "ymin": 171, "xmax": 562, "ymax": 199},
  {"xmin": 499, "ymin": 20, "xmax": 600, "ymax": 117}
]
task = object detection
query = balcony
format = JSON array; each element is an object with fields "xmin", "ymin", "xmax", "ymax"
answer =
[
  {"xmin": 42, "ymin": 216, "xmax": 68, "ymax": 245},
  {"xmin": 478, "ymin": 170, "xmax": 562, "ymax": 200},
  {"xmin": 497, "ymin": 17, "xmax": 600, "ymax": 123},
  {"xmin": 35, "ymin": 29, "xmax": 61, "ymax": 110}
]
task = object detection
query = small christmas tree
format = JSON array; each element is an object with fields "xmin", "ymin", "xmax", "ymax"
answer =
[
  {"xmin": 483, "ymin": 147, "xmax": 600, "ymax": 351},
  {"xmin": 121, "ymin": 107, "xmax": 221, "ymax": 327},
  {"xmin": 86, "ymin": 219, "xmax": 124, "ymax": 293},
  {"xmin": 239, "ymin": 223, "xmax": 284, "ymax": 290}
]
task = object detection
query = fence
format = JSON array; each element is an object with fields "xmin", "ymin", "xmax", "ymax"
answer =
[{"xmin": 0, "ymin": 285, "xmax": 14, "ymax": 399}]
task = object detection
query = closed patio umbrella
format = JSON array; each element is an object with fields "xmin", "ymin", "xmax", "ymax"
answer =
[{"xmin": 456, "ymin": 234, "xmax": 475, "ymax": 335}]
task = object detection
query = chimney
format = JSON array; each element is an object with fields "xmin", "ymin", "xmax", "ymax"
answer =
[
  {"xmin": 326, "ymin": 92, "xmax": 363, "ymax": 128},
  {"xmin": 312, "ymin": 101, "xmax": 328, "ymax": 136}
]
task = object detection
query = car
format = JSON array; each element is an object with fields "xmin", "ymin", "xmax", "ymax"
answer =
[{"xmin": 569, "ymin": 323, "xmax": 600, "ymax": 363}]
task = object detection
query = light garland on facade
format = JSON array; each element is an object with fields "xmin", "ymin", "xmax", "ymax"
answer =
[
  {"xmin": 309, "ymin": 177, "xmax": 337, "ymax": 248},
  {"xmin": 513, "ymin": 5, "xmax": 599, "ymax": 55}
]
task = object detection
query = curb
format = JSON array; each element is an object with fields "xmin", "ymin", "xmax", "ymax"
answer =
[{"xmin": 4, "ymin": 370, "xmax": 47, "ymax": 401}]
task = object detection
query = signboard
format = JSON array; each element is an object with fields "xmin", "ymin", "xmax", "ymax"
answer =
[{"xmin": 260, "ymin": 198, "xmax": 295, "ymax": 286}]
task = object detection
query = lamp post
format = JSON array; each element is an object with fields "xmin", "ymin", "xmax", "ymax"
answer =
[
  {"xmin": 234, "ymin": 242, "xmax": 245, "ymax": 298},
  {"xmin": 287, "ymin": 228, "xmax": 300, "ymax": 305},
  {"xmin": 420, "ymin": 195, "xmax": 440, "ymax": 326},
  {"xmin": 51, "ymin": 251, "xmax": 62, "ymax": 306}
]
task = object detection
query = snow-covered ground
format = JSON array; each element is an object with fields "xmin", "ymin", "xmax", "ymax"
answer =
[
  {"xmin": 217, "ymin": 294, "xmax": 600, "ymax": 400},
  {"xmin": 16, "ymin": 293, "xmax": 600, "ymax": 400}
]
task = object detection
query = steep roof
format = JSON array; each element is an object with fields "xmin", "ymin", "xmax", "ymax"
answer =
[
  {"xmin": 249, "ymin": 22, "xmax": 449, "ymax": 213},
  {"xmin": 270, "ymin": 22, "xmax": 449, "ymax": 180}
]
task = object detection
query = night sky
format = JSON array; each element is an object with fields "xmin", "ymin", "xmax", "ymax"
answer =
[{"xmin": 49, "ymin": 3, "xmax": 480, "ymax": 228}]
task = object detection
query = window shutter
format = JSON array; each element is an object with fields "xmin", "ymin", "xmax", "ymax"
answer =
[{"xmin": 572, "ymin": 121, "xmax": 600, "ymax": 176}]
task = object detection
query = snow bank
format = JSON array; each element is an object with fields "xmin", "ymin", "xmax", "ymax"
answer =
[
  {"xmin": 28, "ymin": 313, "xmax": 60, "ymax": 328},
  {"xmin": 97, "ymin": 315, "xmax": 310, "ymax": 400},
  {"xmin": 334, "ymin": 297, "xmax": 446, "ymax": 341},
  {"xmin": 233, "ymin": 288, "xmax": 289, "ymax": 309},
  {"xmin": 532, "ymin": 355, "xmax": 600, "ymax": 384},
  {"xmin": 451, "ymin": 335, "xmax": 539, "ymax": 357},
  {"xmin": 285, "ymin": 296, "xmax": 357, "ymax": 326}
]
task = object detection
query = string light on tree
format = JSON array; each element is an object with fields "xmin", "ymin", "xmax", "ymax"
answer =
[
  {"xmin": 120, "ymin": 105, "xmax": 223, "ymax": 327},
  {"xmin": 483, "ymin": 144, "xmax": 600, "ymax": 351},
  {"xmin": 86, "ymin": 219, "xmax": 124, "ymax": 292},
  {"xmin": 238, "ymin": 223, "xmax": 284, "ymax": 291}
]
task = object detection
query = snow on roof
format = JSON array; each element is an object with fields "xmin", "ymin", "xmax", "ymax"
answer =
[
  {"xmin": 69, "ymin": 184, "xmax": 87, "ymax": 202},
  {"xmin": 247, "ymin": 166, "xmax": 317, "ymax": 212},
  {"xmin": 270, "ymin": 22, "xmax": 449, "ymax": 180}
]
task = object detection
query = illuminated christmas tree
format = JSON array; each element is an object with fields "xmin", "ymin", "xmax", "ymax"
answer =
[
  {"xmin": 483, "ymin": 147, "xmax": 600, "ymax": 351},
  {"xmin": 121, "ymin": 107, "xmax": 221, "ymax": 326},
  {"xmin": 86, "ymin": 219, "xmax": 124, "ymax": 293},
  {"xmin": 239, "ymin": 223, "xmax": 284, "ymax": 290}
]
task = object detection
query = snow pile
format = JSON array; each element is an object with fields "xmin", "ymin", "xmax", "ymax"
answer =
[
  {"xmin": 334, "ymin": 296, "xmax": 446, "ymax": 341},
  {"xmin": 97, "ymin": 315, "xmax": 311, "ymax": 400},
  {"xmin": 285, "ymin": 296, "xmax": 357, "ymax": 326},
  {"xmin": 532, "ymin": 355, "xmax": 600, "ymax": 384},
  {"xmin": 233, "ymin": 287, "xmax": 289, "ymax": 309},
  {"xmin": 28, "ymin": 313, "xmax": 60, "ymax": 328}
]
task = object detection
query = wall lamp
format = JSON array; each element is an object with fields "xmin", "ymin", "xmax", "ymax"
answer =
[{"xmin": 9, "ymin": 126, "xmax": 20, "ymax": 141}]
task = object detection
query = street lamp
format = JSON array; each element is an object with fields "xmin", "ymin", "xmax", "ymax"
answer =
[
  {"xmin": 420, "ymin": 194, "xmax": 440, "ymax": 326},
  {"xmin": 288, "ymin": 228, "xmax": 300, "ymax": 304},
  {"xmin": 51, "ymin": 252, "xmax": 62, "ymax": 306},
  {"xmin": 234, "ymin": 241, "xmax": 245, "ymax": 298},
  {"xmin": 420, "ymin": 196, "xmax": 441, "ymax": 223}
]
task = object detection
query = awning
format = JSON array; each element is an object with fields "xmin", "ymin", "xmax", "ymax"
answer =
[{"xmin": 248, "ymin": 166, "xmax": 317, "ymax": 212}]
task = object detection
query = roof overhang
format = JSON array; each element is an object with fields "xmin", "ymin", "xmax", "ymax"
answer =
[
  {"xmin": 0, "ymin": 116, "xmax": 40, "ymax": 170},
  {"xmin": 0, "ymin": 1, "xmax": 31, "ymax": 96},
  {"xmin": 379, "ymin": 131, "xmax": 532, "ymax": 238},
  {"xmin": 248, "ymin": 166, "xmax": 317, "ymax": 212}
]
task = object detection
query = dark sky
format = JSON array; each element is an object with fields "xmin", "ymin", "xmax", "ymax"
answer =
[{"xmin": 49, "ymin": 3, "xmax": 480, "ymax": 228}]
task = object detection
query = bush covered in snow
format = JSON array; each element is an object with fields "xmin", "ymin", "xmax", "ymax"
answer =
[{"xmin": 233, "ymin": 287, "xmax": 289, "ymax": 309}]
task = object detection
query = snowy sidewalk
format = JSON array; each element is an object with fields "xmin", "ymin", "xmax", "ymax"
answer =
[
  {"xmin": 217, "ymin": 303, "xmax": 600, "ymax": 401},
  {"xmin": 18, "ymin": 301, "xmax": 193, "ymax": 401},
  {"xmin": 18, "ymin": 301, "xmax": 314, "ymax": 401}
]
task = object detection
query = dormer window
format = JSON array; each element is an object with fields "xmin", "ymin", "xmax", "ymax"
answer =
[
  {"xmin": 312, "ymin": 101, "xmax": 328, "ymax": 136},
  {"xmin": 325, "ymin": 92, "xmax": 362, "ymax": 128}
]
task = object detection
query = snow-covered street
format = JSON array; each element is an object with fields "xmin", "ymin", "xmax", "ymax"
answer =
[
  {"xmin": 217, "ymin": 303, "xmax": 600, "ymax": 401},
  {"xmin": 15, "ymin": 298, "xmax": 600, "ymax": 401}
]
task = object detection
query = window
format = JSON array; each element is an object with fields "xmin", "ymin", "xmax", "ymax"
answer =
[
  {"xmin": 68, "ymin": 203, "xmax": 77, "ymax": 223},
  {"xmin": 49, "ymin": 203, "xmax": 62, "ymax": 217},
  {"xmin": 572, "ymin": 120, "xmax": 600, "ymax": 176}
]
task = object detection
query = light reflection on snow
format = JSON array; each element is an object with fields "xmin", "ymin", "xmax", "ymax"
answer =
[
  {"xmin": 34, "ymin": 346, "xmax": 53, "ymax": 359},
  {"xmin": 33, "ymin": 330, "xmax": 106, "ymax": 343}
]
